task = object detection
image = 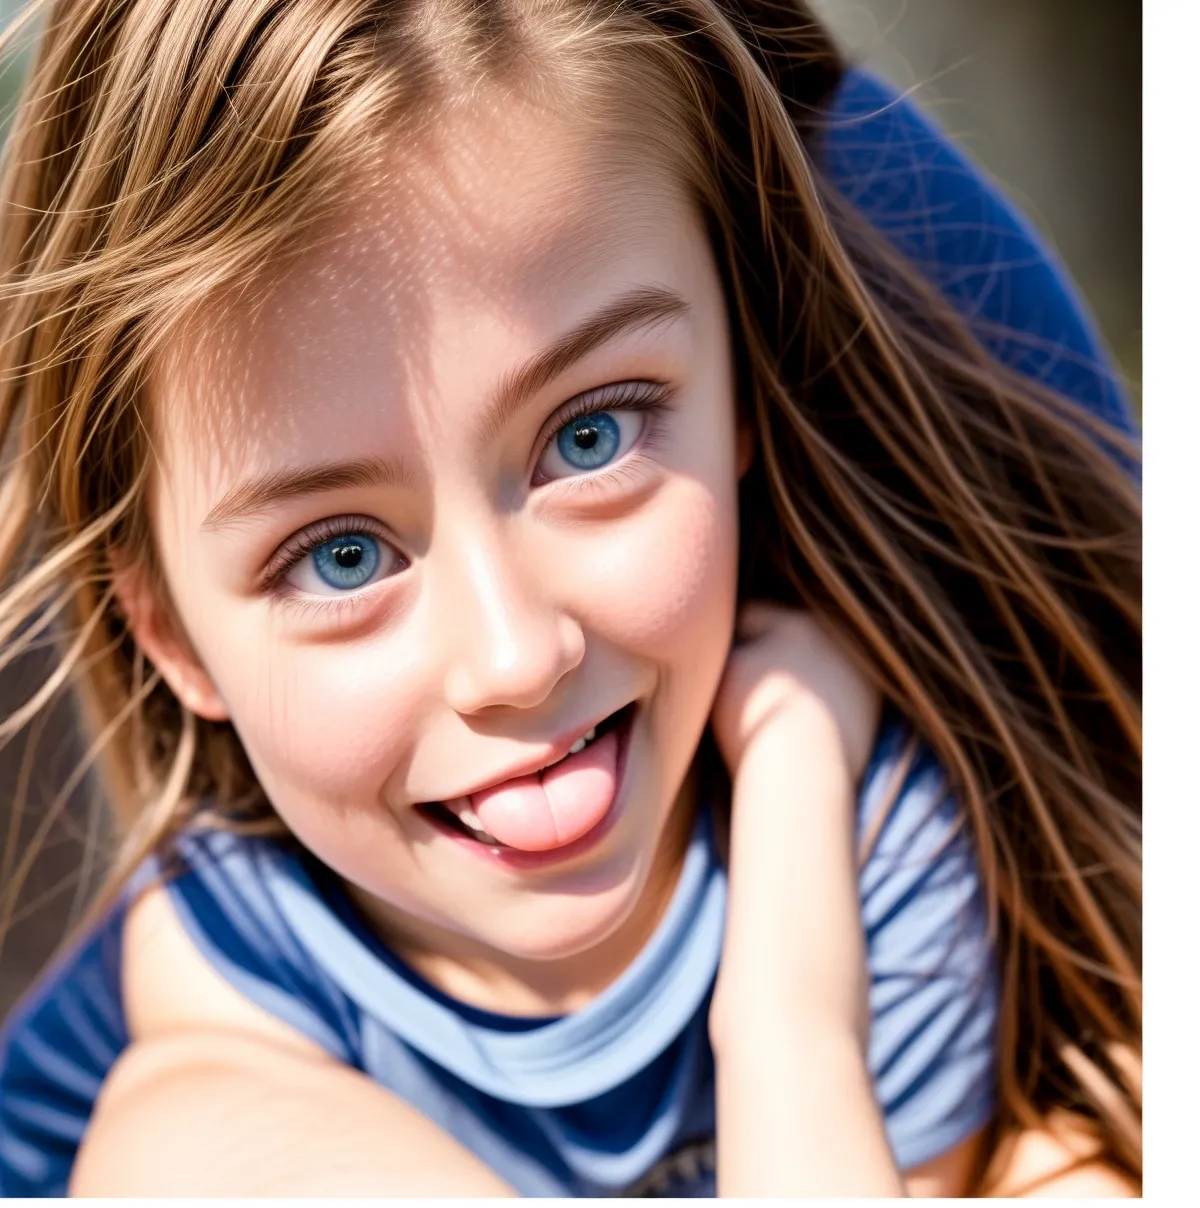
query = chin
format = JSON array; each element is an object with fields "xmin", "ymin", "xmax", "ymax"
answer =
[
  {"xmin": 476, "ymin": 868, "xmax": 653, "ymax": 965},
  {"xmin": 513, "ymin": 915, "xmax": 635, "ymax": 965}
]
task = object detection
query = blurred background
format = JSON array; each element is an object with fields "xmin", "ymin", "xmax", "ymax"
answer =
[{"xmin": 0, "ymin": 0, "xmax": 1141, "ymax": 1020}]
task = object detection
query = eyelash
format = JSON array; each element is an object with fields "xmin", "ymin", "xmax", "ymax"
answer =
[
  {"xmin": 262, "ymin": 514, "xmax": 398, "ymax": 595},
  {"xmin": 532, "ymin": 380, "xmax": 673, "ymax": 489},
  {"xmin": 263, "ymin": 380, "xmax": 674, "ymax": 599}
]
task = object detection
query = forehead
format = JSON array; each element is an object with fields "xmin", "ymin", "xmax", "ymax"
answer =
[{"xmin": 153, "ymin": 92, "xmax": 706, "ymax": 493}]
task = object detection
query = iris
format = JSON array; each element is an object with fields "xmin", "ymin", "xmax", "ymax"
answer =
[
  {"xmin": 311, "ymin": 533, "xmax": 381, "ymax": 590},
  {"xmin": 556, "ymin": 412, "xmax": 620, "ymax": 471}
]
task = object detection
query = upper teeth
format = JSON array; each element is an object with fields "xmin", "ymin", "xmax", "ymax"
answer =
[{"xmin": 555, "ymin": 726, "xmax": 597, "ymax": 765}]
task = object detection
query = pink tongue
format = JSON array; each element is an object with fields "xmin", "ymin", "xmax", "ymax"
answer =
[{"xmin": 466, "ymin": 727, "xmax": 619, "ymax": 851}]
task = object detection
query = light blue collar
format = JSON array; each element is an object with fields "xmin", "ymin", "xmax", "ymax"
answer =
[{"xmin": 262, "ymin": 809, "xmax": 726, "ymax": 1107}]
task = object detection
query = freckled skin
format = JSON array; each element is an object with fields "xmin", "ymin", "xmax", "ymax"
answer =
[{"xmin": 147, "ymin": 92, "xmax": 743, "ymax": 1014}]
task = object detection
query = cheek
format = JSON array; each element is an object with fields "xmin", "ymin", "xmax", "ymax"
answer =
[
  {"xmin": 198, "ymin": 618, "xmax": 425, "ymax": 809},
  {"xmin": 570, "ymin": 477, "xmax": 739, "ymax": 668}
]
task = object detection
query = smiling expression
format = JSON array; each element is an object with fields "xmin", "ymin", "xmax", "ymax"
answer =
[{"xmin": 140, "ymin": 91, "xmax": 744, "ymax": 1012}]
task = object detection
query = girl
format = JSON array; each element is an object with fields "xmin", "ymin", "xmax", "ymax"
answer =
[{"xmin": 0, "ymin": 0, "xmax": 1140, "ymax": 1197}]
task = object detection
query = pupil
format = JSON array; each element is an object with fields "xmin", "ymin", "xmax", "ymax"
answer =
[
  {"xmin": 334, "ymin": 542, "xmax": 362, "ymax": 568},
  {"xmin": 555, "ymin": 410, "xmax": 619, "ymax": 472}
]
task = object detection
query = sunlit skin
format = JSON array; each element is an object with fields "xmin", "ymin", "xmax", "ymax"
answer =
[
  {"xmin": 134, "ymin": 92, "xmax": 747, "ymax": 1015},
  {"xmin": 91, "ymin": 82, "xmax": 1132, "ymax": 1206}
]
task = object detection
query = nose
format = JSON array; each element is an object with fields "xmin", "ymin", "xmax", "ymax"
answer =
[{"xmin": 436, "ymin": 524, "xmax": 585, "ymax": 716}]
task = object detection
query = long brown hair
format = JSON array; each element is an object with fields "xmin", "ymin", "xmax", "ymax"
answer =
[{"xmin": 0, "ymin": 0, "xmax": 1140, "ymax": 1190}]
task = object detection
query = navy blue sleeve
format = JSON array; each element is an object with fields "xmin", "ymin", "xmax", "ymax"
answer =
[
  {"xmin": 822, "ymin": 69, "xmax": 1135, "ymax": 435},
  {"xmin": 0, "ymin": 909, "xmax": 128, "ymax": 1198}
]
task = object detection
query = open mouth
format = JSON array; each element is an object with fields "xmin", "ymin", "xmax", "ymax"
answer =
[{"xmin": 417, "ymin": 702, "xmax": 636, "ymax": 850}]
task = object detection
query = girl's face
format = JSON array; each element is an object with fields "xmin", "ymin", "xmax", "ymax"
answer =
[{"xmin": 143, "ymin": 94, "xmax": 743, "ymax": 1003}]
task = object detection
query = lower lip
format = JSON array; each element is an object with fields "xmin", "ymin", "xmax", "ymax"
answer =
[{"xmin": 425, "ymin": 705, "xmax": 637, "ymax": 871}]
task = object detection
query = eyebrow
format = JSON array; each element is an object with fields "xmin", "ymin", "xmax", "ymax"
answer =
[
  {"xmin": 478, "ymin": 285, "xmax": 691, "ymax": 447},
  {"xmin": 201, "ymin": 285, "xmax": 690, "ymax": 531},
  {"xmin": 202, "ymin": 455, "xmax": 410, "ymax": 531}
]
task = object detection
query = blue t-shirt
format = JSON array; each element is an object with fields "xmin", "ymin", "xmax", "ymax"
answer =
[
  {"xmin": 0, "ymin": 722, "xmax": 992, "ymax": 1196},
  {"xmin": 0, "ymin": 69, "xmax": 1133, "ymax": 1197}
]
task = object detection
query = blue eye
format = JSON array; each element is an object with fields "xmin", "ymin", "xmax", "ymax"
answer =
[
  {"xmin": 312, "ymin": 533, "xmax": 380, "ymax": 590},
  {"xmin": 282, "ymin": 529, "xmax": 401, "ymax": 596},
  {"xmin": 555, "ymin": 412, "xmax": 621, "ymax": 470},
  {"xmin": 537, "ymin": 407, "xmax": 650, "ymax": 483}
]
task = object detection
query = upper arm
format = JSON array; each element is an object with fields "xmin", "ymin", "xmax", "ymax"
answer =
[{"xmin": 70, "ymin": 1031, "xmax": 515, "ymax": 1196}]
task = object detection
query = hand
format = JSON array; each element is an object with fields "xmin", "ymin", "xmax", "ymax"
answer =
[
  {"xmin": 708, "ymin": 602, "xmax": 881, "ymax": 1052},
  {"xmin": 706, "ymin": 606, "xmax": 900, "ymax": 1197},
  {"xmin": 710, "ymin": 601, "xmax": 881, "ymax": 785}
]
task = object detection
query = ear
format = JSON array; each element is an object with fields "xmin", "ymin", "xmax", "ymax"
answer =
[
  {"xmin": 111, "ymin": 557, "xmax": 229, "ymax": 722},
  {"xmin": 736, "ymin": 418, "xmax": 756, "ymax": 479}
]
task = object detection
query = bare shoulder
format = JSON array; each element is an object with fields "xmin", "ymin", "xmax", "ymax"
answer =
[
  {"xmin": 71, "ymin": 881, "xmax": 515, "ymax": 1195},
  {"xmin": 987, "ymin": 1117, "xmax": 1139, "ymax": 1198},
  {"xmin": 120, "ymin": 875, "xmax": 322, "ymax": 1052}
]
